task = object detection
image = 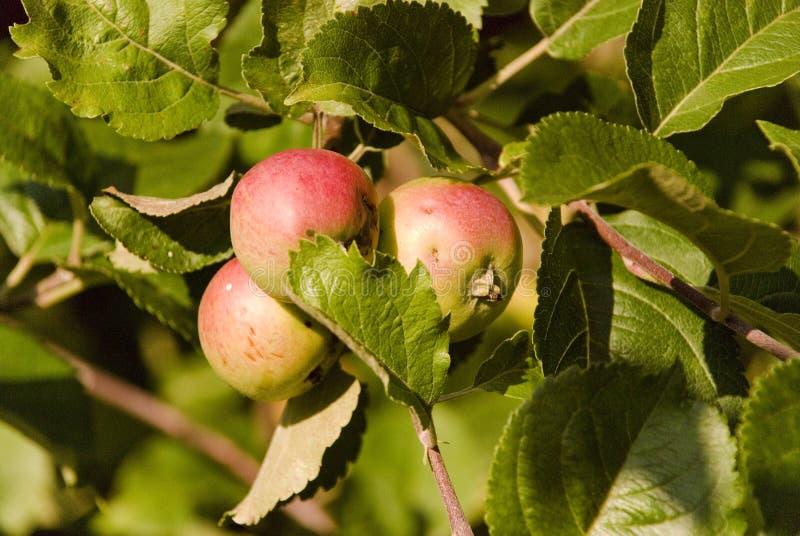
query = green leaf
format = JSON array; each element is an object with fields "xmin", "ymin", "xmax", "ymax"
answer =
[
  {"xmin": 76, "ymin": 256, "xmax": 197, "ymax": 341},
  {"xmin": 92, "ymin": 436, "xmax": 245, "ymax": 536},
  {"xmin": 0, "ymin": 73, "xmax": 95, "ymax": 197},
  {"xmin": 224, "ymin": 366, "xmax": 362, "ymax": 526},
  {"xmin": 0, "ymin": 321, "xmax": 93, "ymax": 474},
  {"xmin": 606, "ymin": 210, "xmax": 714, "ymax": 286},
  {"xmin": 626, "ymin": 0, "xmax": 800, "ymax": 137},
  {"xmin": 79, "ymin": 119, "xmax": 236, "ymax": 198},
  {"xmin": 287, "ymin": 236, "xmax": 450, "ymax": 419},
  {"xmin": 89, "ymin": 174, "xmax": 234, "ymax": 273},
  {"xmin": 286, "ymin": 1, "xmax": 477, "ymax": 171},
  {"xmin": 487, "ymin": 364, "xmax": 745, "ymax": 534},
  {"xmin": 535, "ymin": 214, "xmax": 747, "ymax": 400},
  {"xmin": 0, "ymin": 165, "xmax": 111, "ymax": 264},
  {"xmin": 0, "ymin": 422, "xmax": 62, "ymax": 535},
  {"xmin": 740, "ymin": 359, "xmax": 800, "ymax": 535},
  {"xmin": 530, "ymin": 0, "xmax": 641, "ymax": 60},
  {"xmin": 470, "ymin": 331, "xmax": 543, "ymax": 399},
  {"xmin": 758, "ymin": 120, "xmax": 800, "ymax": 177},
  {"xmin": 519, "ymin": 113, "xmax": 791, "ymax": 277},
  {"xmin": 242, "ymin": 0, "xmax": 337, "ymax": 117},
  {"xmin": 485, "ymin": 401, "xmax": 530, "ymax": 536},
  {"xmin": 11, "ymin": 0, "xmax": 228, "ymax": 140}
]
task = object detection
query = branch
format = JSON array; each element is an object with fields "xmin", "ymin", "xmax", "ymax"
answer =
[
  {"xmin": 409, "ymin": 409, "xmax": 473, "ymax": 536},
  {"xmin": 570, "ymin": 200, "xmax": 800, "ymax": 361},
  {"xmin": 0, "ymin": 268, "xmax": 97, "ymax": 311},
  {"xmin": 29, "ymin": 328, "xmax": 336, "ymax": 534}
]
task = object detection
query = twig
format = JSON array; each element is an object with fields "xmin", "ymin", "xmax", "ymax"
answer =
[
  {"xmin": 458, "ymin": 37, "xmax": 552, "ymax": 106},
  {"xmin": 409, "ymin": 409, "xmax": 473, "ymax": 536},
  {"xmin": 67, "ymin": 193, "xmax": 87, "ymax": 267},
  {"xmin": 0, "ymin": 268, "xmax": 92, "ymax": 311},
  {"xmin": 0, "ymin": 317, "xmax": 336, "ymax": 534},
  {"xmin": 57, "ymin": 347, "xmax": 261, "ymax": 484},
  {"xmin": 570, "ymin": 200, "xmax": 800, "ymax": 361},
  {"xmin": 444, "ymin": 111, "xmax": 501, "ymax": 169},
  {"xmin": 347, "ymin": 143, "xmax": 368, "ymax": 163}
]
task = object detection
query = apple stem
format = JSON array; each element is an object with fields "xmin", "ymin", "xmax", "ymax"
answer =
[
  {"xmin": 410, "ymin": 409, "xmax": 474, "ymax": 536},
  {"xmin": 313, "ymin": 107, "xmax": 326, "ymax": 149}
]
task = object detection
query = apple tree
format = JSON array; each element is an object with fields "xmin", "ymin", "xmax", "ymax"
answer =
[{"xmin": 1, "ymin": 0, "xmax": 800, "ymax": 534}]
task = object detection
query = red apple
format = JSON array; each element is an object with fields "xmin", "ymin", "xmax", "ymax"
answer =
[
  {"xmin": 378, "ymin": 177, "xmax": 522, "ymax": 341},
  {"xmin": 230, "ymin": 148, "xmax": 379, "ymax": 300},
  {"xmin": 198, "ymin": 258, "xmax": 341, "ymax": 401}
]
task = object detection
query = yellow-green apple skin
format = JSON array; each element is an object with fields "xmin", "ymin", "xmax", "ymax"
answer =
[
  {"xmin": 230, "ymin": 148, "xmax": 378, "ymax": 300},
  {"xmin": 378, "ymin": 177, "xmax": 522, "ymax": 341},
  {"xmin": 198, "ymin": 258, "xmax": 341, "ymax": 401}
]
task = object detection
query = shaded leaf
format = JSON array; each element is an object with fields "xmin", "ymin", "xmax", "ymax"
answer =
[
  {"xmin": 79, "ymin": 119, "xmax": 236, "ymax": 198},
  {"xmin": 0, "ymin": 321, "xmax": 93, "ymax": 474},
  {"xmin": 530, "ymin": 0, "xmax": 641, "ymax": 60},
  {"xmin": 740, "ymin": 359, "xmax": 800, "ymax": 535},
  {"xmin": 535, "ymin": 213, "xmax": 747, "ymax": 400},
  {"xmin": 519, "ymin": 113, "xmax": 790, "ymax": 277},
  {"xmin": 626, "ymin": 0, "xmax": 800, "ymax": 137},
  {"xmin": 91, "ymin": 436, "xmax": 245, "ymax": 535},
  {"xmin": 471, "ymin": 331, "xmax": 542, "ymax": 399},
  {"xmin": 286, "ymin": 1, "xmax": 476, "ymax": 171},
  {"xmin": 225, "ymin": 366, "xmax": 361, "ymax": 526},
  {"xmin": 76, "ymin": 256, "xmax": 197, "ymax": 341},
  {"xmin": 224, "ymin": 103, "xmax": 282, "ymax": 131},
  {"xmin": 288, "ymin": 236, "xmax": 450, "ymax": 420},
  {"xmin": 758, "ymin": 120, "xmax": 800, "ymax": 177},
  {"xmin": 11, "ymin": 0, "xmax": 228, "ymax": 140},
  {"xmin": 487, "ymin": 364, "xmax": 745, "ymax": 534},
  {"xmin": 0, "ymin": 73, "xmax": 95, "ymax": 197},
  {"xmin": 484, "ymin": 400, "xmax": 530, "ymax": 536},
  {"xmin": 89, "ymin": 175, "xmax": 234, "ymax": 273}
]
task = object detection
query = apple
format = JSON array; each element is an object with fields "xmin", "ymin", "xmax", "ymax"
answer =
[
  {"xmin": 230, "ymin": 148, "xmax": 379, "ymax": 300},
  {"xmin": 378, "ymin": 177, "xmax": 522, "ymax": 341},
  {"xmin": 198, "ymin": 258, "xmax": 341, "ymax": 401}
]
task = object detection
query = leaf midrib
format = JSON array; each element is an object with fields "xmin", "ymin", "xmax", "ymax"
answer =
[
  {"xmin": 81, "ymin": 0, "xmax": 215, "ymax": 95},
  {"xmin": 652, "ymin": 5, "xmax": 800, "ymax": 136},
  {"xmin": 582, "ymin": 376, "xmax": 674, "ymax": 534}
]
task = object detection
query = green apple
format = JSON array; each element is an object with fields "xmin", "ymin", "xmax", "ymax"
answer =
[
  {"xmin": 198, "ymin": 258, "xmax": 341, "ymax": 401},
  {"xmin": 230, "ymin": 148, "xmax": 379, "ymax": 300},
  {"xmin": 378, "ymin": 177, "xmax": 522, "ymax": 341}
]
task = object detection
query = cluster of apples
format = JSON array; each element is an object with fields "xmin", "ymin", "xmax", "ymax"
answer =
[{"xmin": 198, "ymin": 149, "xmax": 522, "ymax": 401}]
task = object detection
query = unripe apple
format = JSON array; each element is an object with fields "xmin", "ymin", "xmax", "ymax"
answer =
[
  {"xmin": 198, "ymin": 258, "xmax": 341, "ymax": 401},
  {"xmin": 378, "ymin": 178, "xmax": 522, "ymax": 342},
  {"xmin": 230, "ymin": 148, "xmax": 379, "ymax": 300}
]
